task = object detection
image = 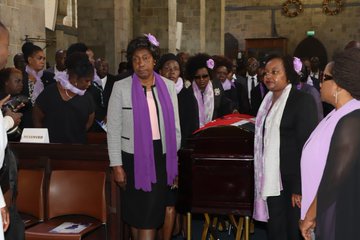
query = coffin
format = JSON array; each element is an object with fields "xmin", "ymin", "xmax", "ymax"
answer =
[{"xmin": 178, "ymin": 114, "xmax": 255, "ymax": 217}]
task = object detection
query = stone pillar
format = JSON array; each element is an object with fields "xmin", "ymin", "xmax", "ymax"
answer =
[
  {"xmin": 114, "ymin": 0, "xmax": 133, "ymax": 69},
  {"xmin": 77, "ymin": 0, "xmax": 116, "ymax": 73},
  {"xmin": 205, "ymin": 0, "xmax": 224, "ymax": 55},
  {"xmin": 168, "ymin": 0, "xmax": 177, "ymax": 53},
  {"xmin": 177, "ymin": 0, "xmax": 201, "ymax": 54},
  {"xmin": 200, "ymin": 0, "xmax": 206, "ymax": 52}
]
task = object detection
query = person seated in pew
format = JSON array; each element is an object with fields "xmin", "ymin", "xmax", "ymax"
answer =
[
  {"xmin": 32, "ymin": 52, "xmax": 95, "ymax": 144},
  {"xmin": 0, "ymin": 68, "xmax": 26, "ymax": 141},
  {"xmin": 0, "ymin": 68, "xmax": 24, "ymax": 99}
]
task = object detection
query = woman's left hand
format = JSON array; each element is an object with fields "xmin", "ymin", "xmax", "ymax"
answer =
[
  {"xmin": 171, "ymin": 175, "xmax": 178, "ymax": 189},
  {"xmin": 1, "ymin": 206, "xmax": 10, "ymax": 232},
  {"xmin": 292, "ymin": 193, "xmax": 302, "ymax": 208},
  {"xmin": 299, "ymin": 218, "xmax": 316, "ymax": 240}
]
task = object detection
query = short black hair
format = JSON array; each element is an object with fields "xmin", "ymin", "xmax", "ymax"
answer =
[
  {"xmin": 22, "ymin": 42, "xmax": 43, "ymax": 64},
  {"xmin": 126, "ymin": 36, "xmax": 160, "ymax": 67},
  {"xmin": 66, "ymin": 42, "xmax": 88, "ymax": 58},
  {"xmin": 265, "ymin": 54, "xmax": 300, "ymax": 85},
  {"xmin": 156, "ymin": 53, "xmax": 181, "ymax": 72},
  {"xmin": 185, "ymin": 53, "xmax": 213, "ymax": 80},
  {"xmin": 0, "ymin": 67, "xmax": 22, "ymax": 91},
  {"xmin": 65, "ymin": 52, "xmax": 94, "ymax": 79},
  {"xmin": 213, "ymin": 55, "xmax": 233, "ymax": 73}
]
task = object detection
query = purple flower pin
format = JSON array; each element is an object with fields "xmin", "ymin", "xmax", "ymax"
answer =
[
  {"xmin": 293, "ymin": 57, "xmax": 302, "ymax": 74},
  {"xmin": 206, "ymin": 59, "xmax": 214, "ymax": 69},
  {"xmin": 144, "ymin": 33, "xmax": 160, "ymax": 47}
]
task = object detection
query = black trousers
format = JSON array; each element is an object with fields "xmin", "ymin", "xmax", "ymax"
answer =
[{"xmin": 266, "ymin": 189, "xmax": 301, "ymax": 240}]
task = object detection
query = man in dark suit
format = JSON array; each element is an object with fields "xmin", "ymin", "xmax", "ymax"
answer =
[
  {"xmin": 87, "ymin": 58, "xmax": 117, "ymax": 132},
  {"xmin": 250, "ymin": 63, "xmax": 268, "ymax": 116},
  {"xmin": 306, "ymin": 56, "xmax": 322, "ymax": 92},
  {"xmin": 42, "ymin": 49, "xmax": 67, "ymax": 87},
  {"xmin": 236, "ymin": 57, "xmax": 260, "ymax": 114}
]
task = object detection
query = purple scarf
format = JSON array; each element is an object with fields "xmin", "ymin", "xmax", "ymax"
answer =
[
  {"xmin": 300, "ymin": 99, "xmax": 360, "ymax": 219},
  {"xmin": 131, "ymin": 72, "xmax": 177, "ymax": 192}
]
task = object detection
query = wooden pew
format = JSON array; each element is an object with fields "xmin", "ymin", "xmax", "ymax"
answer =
[{"xmin": 9, "ymin": 142, "xmax": 126, "ymax": 240}]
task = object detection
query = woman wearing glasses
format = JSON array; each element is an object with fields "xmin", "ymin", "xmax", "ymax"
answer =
[
  {"xmin": 300, "ymin": 48, "xmax": 360, "ymax": 240},
  {"xmin": 253, "ymin": 55, "xmax": 318, "ymax": 240},
  {"xmin": 186, "ymin": 53, "xmax": 233, "ymax": 128}
]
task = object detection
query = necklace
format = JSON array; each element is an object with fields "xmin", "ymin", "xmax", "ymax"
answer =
[{"xmin": 64, "ymin": 89, "xmax": 74, "ymax": 99}]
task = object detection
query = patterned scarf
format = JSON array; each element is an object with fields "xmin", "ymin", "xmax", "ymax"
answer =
[
  {"xmin": 253, "ymin": 84, "xmax": 291, "ymax": 222},
  {"xmin": 132, "ymin": 72, "xmax": 177, "ymax": 192},
  {"xmin": 25, "ymin": 65, "xmax": 44, "ymax": 104},
  {"xmin": 192, "ymin": 81, "xmax": 214, "ymax": 127}
]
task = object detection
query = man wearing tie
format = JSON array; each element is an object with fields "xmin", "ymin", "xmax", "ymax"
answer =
[
  {"xmin": 236, "ymin": 57, "xmax": 260, "ymax": 115},
  {"xmin": 306, "ymin": 56, "xmax": 322, "ymax": 91}
]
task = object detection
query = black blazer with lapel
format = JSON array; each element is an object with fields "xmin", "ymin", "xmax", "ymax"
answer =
[
  {"xmin": 103, "ymin": 74, "xmax": 118, "ymax": 107},
  {"xmin": 177, "ymin": 83, "xmax": 198, "ymax": 147},
  {"xmin": 235, "ymin": 76, "xmax": 251, "ymax": 114},
  {"xmin": 250, "ymin": 82, "xmax": 268, "ymax": 116},
  {"xmin": 279, "ymin": 87, "xmax": 318, "ymax": 194}
]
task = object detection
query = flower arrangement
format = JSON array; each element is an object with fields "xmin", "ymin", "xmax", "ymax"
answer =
[
  {"xmin": 282, "ymin": 0, "xmax": 303, "ymax": 18},
  {"xmin": 322, "ymin": 0, "xmax": 342, "ymax": 16},
  {"xmin": 144, "ymin": 33, "xmax": 160, "ymax": 46},
  {"xmin": 214, "ymin": 88, "xmax": 221, "ymax": 96}
]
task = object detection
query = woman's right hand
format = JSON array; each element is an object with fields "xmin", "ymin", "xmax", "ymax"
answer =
[{"xmin": 113, "ymin": 166, "xmax": 127, "ymax": 190}]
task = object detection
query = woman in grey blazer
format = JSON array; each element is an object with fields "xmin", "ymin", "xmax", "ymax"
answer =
[{"xmin": 107, "ymin": 35, "xmax": 181, "ymax": 240}]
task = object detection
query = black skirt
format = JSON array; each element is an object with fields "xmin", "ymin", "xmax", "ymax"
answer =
[{"xmin": 121, "ymin": 140, "xmax": 168, "ymax": 229}]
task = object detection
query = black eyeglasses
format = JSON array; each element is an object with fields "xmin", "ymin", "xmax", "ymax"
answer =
[
  {"xmin": 323, "ymin": 74, "xmax": 333, "ymax": 82},
  {"xmin": 194, "ymin": 74, "xmax": 209, "ymax": 80}
]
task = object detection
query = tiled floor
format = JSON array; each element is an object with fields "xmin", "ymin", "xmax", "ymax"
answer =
[{"xmin": 172, "ymin": 215, "xmax": 267, "ymax": 240}]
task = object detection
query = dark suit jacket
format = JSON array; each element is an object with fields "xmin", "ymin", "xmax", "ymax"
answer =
[
  {"xmin": 250, "ymin": 82, "xmax": 268, "ymax": 116},
  {"xmin": 235, "ymin": 76, "xmax": 252, "ymax": 114},
  {"xmin": 87, "ymin": 74, "xmax": 118, "ymax": 132},
  {"xmin": 177, "ymin": 84, "xmax": 198, "ymax": 147},
  {"xmin": 103, "ymin": 74, "xmax": 118, "ymax": 107},
  {"xmin": 279, "ymin": 88, "xmax": 318, "ymax": 194},
  {"xmin": 310, "ymin": 76, "xmax": 321, "ymax": 92}
]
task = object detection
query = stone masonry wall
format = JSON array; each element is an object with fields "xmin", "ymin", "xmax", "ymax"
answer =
[
  {"xmin": 0, "ymin": 0, "xmax": 46, "ymax": 67},
  {"xmin": 225, "ymin": 0, "xmax": 360, "ymax": 59},
  {"xmin": 77, "ymin": 0, "xmax": 116, "ymax": 73}
]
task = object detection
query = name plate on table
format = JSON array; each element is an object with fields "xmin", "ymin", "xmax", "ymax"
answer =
[{"xmin": 20, "ymin": 128, "xmax": 49, "ymax": 143}]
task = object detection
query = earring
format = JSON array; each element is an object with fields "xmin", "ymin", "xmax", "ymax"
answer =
[{"xmin": 333, "ymin": 91, "xmax": 338, "ymax": 104}]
